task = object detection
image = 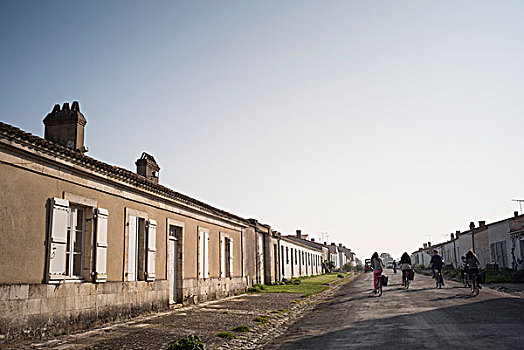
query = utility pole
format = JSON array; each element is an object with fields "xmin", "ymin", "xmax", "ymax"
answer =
[{"xmin": 512, "ymin": 199, "xmax": 524, "ymax": 214}]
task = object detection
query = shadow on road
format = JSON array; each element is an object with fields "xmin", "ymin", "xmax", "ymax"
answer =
[{"xmin": 267, "ymin": 297, "xmax": 524, "ymax": 350}]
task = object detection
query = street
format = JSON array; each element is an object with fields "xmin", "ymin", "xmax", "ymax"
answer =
[{"xmin": 265, "ymin": 271, "xmax": 524, "ymax": 349}]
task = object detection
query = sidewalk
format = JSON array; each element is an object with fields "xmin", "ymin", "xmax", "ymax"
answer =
[{"xmin": 2, "ymin": 275, "xmax": 358, "ymax": 350}]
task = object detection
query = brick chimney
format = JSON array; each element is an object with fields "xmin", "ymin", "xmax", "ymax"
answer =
[
  {"xmin": 450, "ymin": 233, "xmax": 455, "ymax": 240},
  {"xmin": 311, "ymin": 238, "xmax": 315, "ymax": 242},
  {"xmin": 478, "ymin": 221, "xmax": 486, "ymax": 227},
  {"xmin": 469, "ymin": 222, "xmax": 475, "ymax": 230},
  {"xmin": 136, "ymin": 152, "xmax": 160, "ymax": 184},
  {"xmin": 515, "ymin": 211, "xmax": 519, "ymax": 217},
  {"xmin": 296, "ymin": 230, "xmax": 302, "ymax": 239},
  {"xmin": 423, "ymin": 243, "xmax": 427, "ymax": 249},
  {"xmin": 43, "ymin": 101, "xmax": 87, "ymax": 153}
]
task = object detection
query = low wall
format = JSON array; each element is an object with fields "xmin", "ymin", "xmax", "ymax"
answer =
[
  {"xmin": 182, "ymin": 277, "xmax": 248, "ymax": 303},
  {"xmin": 0, "ymin": 280, "xmax": 169, "ymax": 340}
]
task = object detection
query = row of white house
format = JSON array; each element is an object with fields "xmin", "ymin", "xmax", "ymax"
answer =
[{"xmin": 412, "ymin": 212, "xmax": 524, "ymax": 270}]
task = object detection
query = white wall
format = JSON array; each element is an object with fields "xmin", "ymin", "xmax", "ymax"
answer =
[
  {"xmin": 280, "ymin": 239, "xmax": 322, "ymax": 279},
  {"xmin": 488, "ymin": 221, "xmax": 511, "ymax": 268}
]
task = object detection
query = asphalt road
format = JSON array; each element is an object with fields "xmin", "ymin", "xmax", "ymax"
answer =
[{"xmin": 264, "ymin": 271, "xmax": 524, "ymax": 350}]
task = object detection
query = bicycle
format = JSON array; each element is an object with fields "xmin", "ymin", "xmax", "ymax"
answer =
[
  {"xmin": 375, "ymin": 272, "xmax": 383, "ymax": 297},
  {"xmin": 402, "ymin": 270, "xmax": 410, "ymax": 289},
  {"xmin": 435, "ymin": 270, "xmax": 443, "ymax": 289},
  {"xmin": 470, "ymin": 272, "xmax": 479, "ymax": 296},
  {"xmin": 462, "ymin": 270, "xmax": 470, "ymax": 288}
]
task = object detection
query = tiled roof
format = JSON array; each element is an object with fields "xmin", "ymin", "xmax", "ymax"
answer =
[
  {"xmin": 282, "ymin": 235, "xmax": 324, "ymax": 251},
  {"xmin": 0, "ymin": 121, "xmax": 249, "ymax": 225}
]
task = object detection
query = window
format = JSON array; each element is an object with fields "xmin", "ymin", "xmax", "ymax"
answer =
[
  {"xmin": 286, "ymin": 247, "xmax": 289, "ymax": 264},
  {"xmin": 220, "ymin": 235, "xmax": 233, "ymax": 278},
  {"xmin": 47, "ymin": 197, "xmax": 108, "ymax": 283},
  {"xmin": 125, "ymin": 209, "xmax": 156, "ymax": 282}
]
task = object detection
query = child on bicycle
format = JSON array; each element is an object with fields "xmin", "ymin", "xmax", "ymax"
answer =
[
  {"xmin": 371, "ymin": 252, "xmax": 384, "ymax": 294},
  {"xmin": 465, "ymin": 250, "xmax": 482, "ymax": 289},
  {"xmin": 458, "ymin": 256, "xmax": 467, "ymax": 282},
  {"xmin": 430, "ymin": 249, "xmax": 444, "ymax": 286},
  {"xmin": 399, "ymin": 252, "xmax": 412, "ymax": 286}
]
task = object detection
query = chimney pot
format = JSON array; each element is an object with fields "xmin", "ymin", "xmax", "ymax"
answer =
[
  {"xmin": 136, "ymin": 152, "xmax": 160, "ymax": 184},
  {"xmin": 469, "ymin": 222, "xmax": 475, "ymax": 230},
  {"xmin": 515, "ymin": 211, "xmax": 519, "ymax": 217},
  {"xmin": 451, "ymin": 233, "xmax": 455, "ymax": 240},
  {"xmin": 296, "ymin": 230, "xmax": 302, "ymax": 239},
  {"xmin": 43, "ymin": 101, "xmax": 87, "ymax": 153}
]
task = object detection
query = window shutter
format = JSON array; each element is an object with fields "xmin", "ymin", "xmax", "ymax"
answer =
[
  {"xmin": 48, "ymin": 198, "xmax": 69, "ymax": 282},
  {"xmin": 146, "ymin": 219, "xmax": 157, "ymax": 281},
  {"xmin": 198, "ymin": 231, "xmax": 203, "ymax": 279},
  {"xmin": 204, "ymin": 232, "xmax": 209, "ymax": 279},
  {"xmin": 127, "ymin": 215, "xmax": 137, "ymax": 281},
  {"xmin": 228, "ymin": 238, "xmax": 234, "ymax": 278},
  {"xmin": 94, "ymin": 208, "xmax": 109, "ymax": 283},
  {"xmin": 220, "ymin": 234, "xmax": 226, "ymax": 278}
]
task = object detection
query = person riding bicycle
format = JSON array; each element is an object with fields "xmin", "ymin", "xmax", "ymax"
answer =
[
  {"xmin": 465, "ymin": 250, "xmax": 482, "ymax": 290},
  {"xmin": 430, "ymin": 249, "xmax": 444, "ymax": 286},
  {"xmin": 399, "ymin": 252, "xmax": 412, "ymax": 286},
  {"xmin": 458, "ymin": 256, "xmax": 467, "ymax": 282},
  {"xmin": 371, "ymin": 252, "xmax": 384, "ymax": 294}
]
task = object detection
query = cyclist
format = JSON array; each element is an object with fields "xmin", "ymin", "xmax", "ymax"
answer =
[
  {"xmin": 458, "ymin": 256, "xmax": 467, "ymax": 284},
  {"xmin": 399, "ymin": 252, "xmax": 412, "ymax": 286},
  {"xmin": 430, "ymin": 249, "xmax": 444, "ymax": 286},
  {"xmin": 465, "ymin": 250, "xmax": 482, "ymax": 290},
  {"xmin": 371, "ymin": 252, "xmax": 384, "ymax": 294}
]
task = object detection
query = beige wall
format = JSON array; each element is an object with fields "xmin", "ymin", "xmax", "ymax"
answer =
[{"xmin": 0, "ymin": 148, "xmax": 247, "ymax": 285}]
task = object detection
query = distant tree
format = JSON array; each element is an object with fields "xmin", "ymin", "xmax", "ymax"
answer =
[{"xmin": 380, "ymin": 253, "xmax": 393, "ymax": 263}]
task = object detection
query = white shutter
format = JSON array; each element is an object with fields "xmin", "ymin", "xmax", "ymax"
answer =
[
  {"xmin": 220, "ymin": 234, "xmax": 226, "ymax": 278},
  {"xmin": 94, "ymin": 208, "xmax": 109, "ymax": 283},
  {"xmin": 127, "ymin": 215, "xmax": 137, "ymax": 281},
  {"xmin": 48, "ymin": 198, "xmax": 69, "ymax": 282},
  {"xmin": 146, "ymin": 219, "xmax": 157, "ymax": 281},
  {"xmin": 204, "ymin": 232, "xmax": 209, "ymax": 279},
  {"xmin": 198, "ymin": 231, "xmax": 203, "ymax": 279},
  {"xmin": 229, "ymin": 238, "xmax": 234, "ymax": 278}
]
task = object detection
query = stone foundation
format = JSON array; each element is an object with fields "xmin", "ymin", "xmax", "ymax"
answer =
[
  {"xmin": 182, "ymin": 277, "xmax": 247, "ymax": 304},
  {"xmin": 0, "ymin": 280, "xmax": 169, "ymax": 340}
]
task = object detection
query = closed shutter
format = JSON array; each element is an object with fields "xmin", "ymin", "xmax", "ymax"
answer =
[
  {"xmin": 145, "ymin": 219, "xmax": 157, "ymax": 281},
  {"xmin": 228, "ymin": 238, "xmax": 234, "ymax": 278},
  {"xmin": 127, "ymin": 215, "xmax": 137, "ymax": 281},
  {"xmin": 94, "ymin": 208, "xmax": 109, "ymax": 283},
  {"xmin": 220, "ymin": 234, "xmax": 226, "ymax": 278},
  {"xmin": 198, "ymin": 231, "xmax": 204, "ymax": 279},
  {"xmin": 48, "ymin": 198, "xmax": 69, "ymax": 282},
  {"xmin": 204, "ymin": 232, "xmax": 209, "ymax": 279}
]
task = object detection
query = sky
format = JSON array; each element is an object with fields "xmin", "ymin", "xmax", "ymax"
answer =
[{"xmin": 1, "ymin": 1, "xmax": 524, "ymax": 260}]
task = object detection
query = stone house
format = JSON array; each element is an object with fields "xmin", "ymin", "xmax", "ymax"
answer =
[
  {"xmin": 279, "ymin": 231, "xmax": 323, "ymax": 279},
  {"xmin": 0, "ymin": 102, "xmax": 257, "ymax": 339},
  {"xmin": 248, "ymin": 219, "xmax": 280, "ymax": 285}
]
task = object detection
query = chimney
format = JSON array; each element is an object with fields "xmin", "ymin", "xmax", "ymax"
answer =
[
  {"xmin": 456, "ymin": 230, "xmax": 461, "ymax": 235},
  {"xmin": 450, "ymin": 233, "xmax": 455, "ymax": 240},
  {"xmin": 296, "ymin": 230, "xmax": 302, "ymax": 239},
  {"xmin": 339, "ymin": 243, "xmax": 342, "ymax": 247},
  {"xmin": 469, "ymin": 222, "xmax": 475, "ymax": 230},
  {"xmin": 311, "ymin": 238, "xmax": 315, "ymax": 242},
  {"xmin": 515, "ymin": 211, "xmax": 519, "ymax": 217},
  {"xmin": 423, "ymin": 243, "xmax": 427, "ymax": 249},
  {"xmin": 479, "ymin": 221, "xmax": 486, "ymax": 227},
  {"xmin": 135, "ymin": 152, "xmax": 160, "ymax": 184},
  {"xmin": 428, "ymin": 242, "xmax": 431, "ymax": 247},
  {"xmin": 324, "ymin": 242, "xmax": 327, "ymax": 246},
  {"xmin": 43, "ymin": 101, "xmax": 87, "ymax": 153}
]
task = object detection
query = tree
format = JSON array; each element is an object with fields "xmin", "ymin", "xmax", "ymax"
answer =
[{"xmin": 380, "ymin": 253, "xmax": 393, "ymax": 263}]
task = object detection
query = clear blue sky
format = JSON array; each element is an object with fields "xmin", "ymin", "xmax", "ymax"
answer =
[{"xmin": 1, "ymin": 1, "xmax": 524, "ymax": 260}]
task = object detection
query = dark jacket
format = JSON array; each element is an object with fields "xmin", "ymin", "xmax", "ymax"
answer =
[{"xmin": 430, "ymin": 254, "xmax": 443, "ymax": 269}]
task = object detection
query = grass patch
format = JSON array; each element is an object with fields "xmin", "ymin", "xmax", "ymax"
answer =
[
  {"xmin": 232, "ymin": 324, "xmax": 250, "ymax": 333},
  {"xmin": 216, "ymin": 332, "xmax": 236, "ymax": 339},
  {"xmin": 253, "ymin": 315, "xmax": 270, "ymax": 323},
  {"xmin": 259, "ymin": 273, "xmax": 348, "ymax": 297}
]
